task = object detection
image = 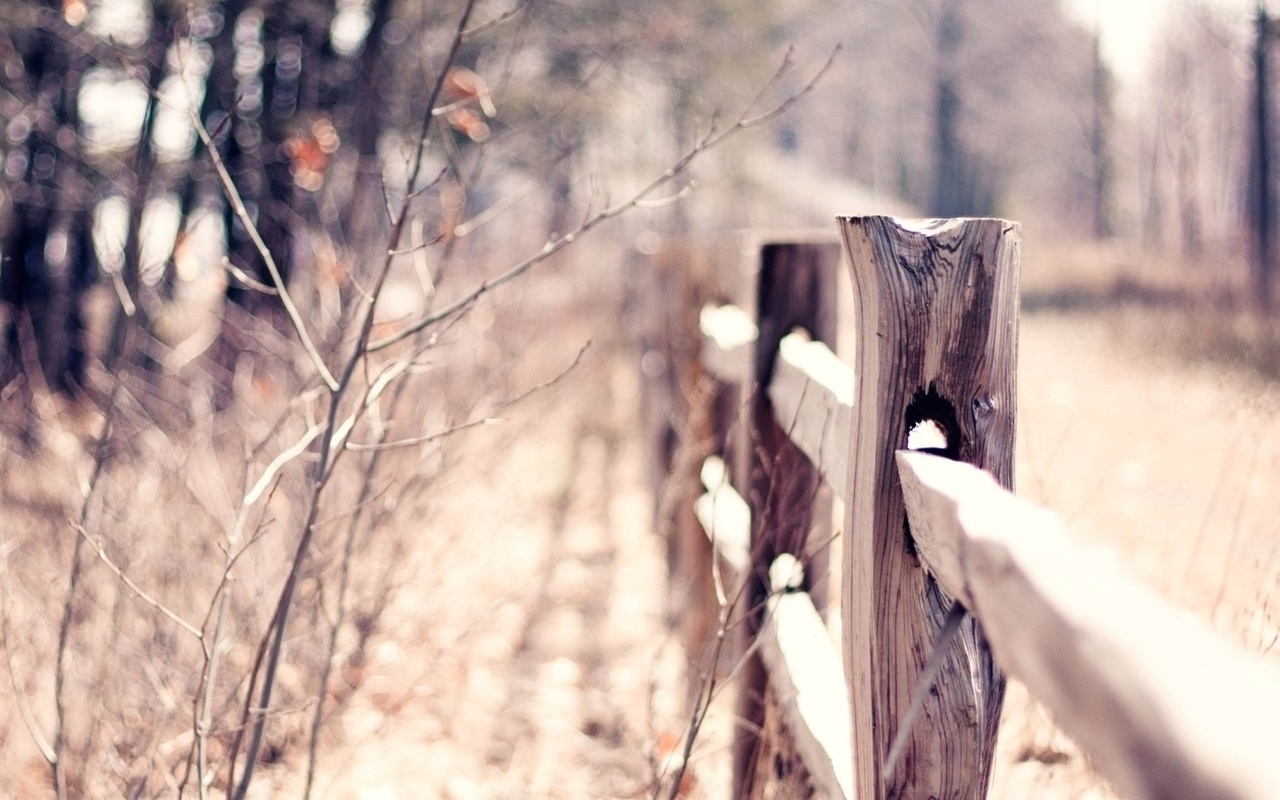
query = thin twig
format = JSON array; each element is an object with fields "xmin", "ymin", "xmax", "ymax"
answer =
[
  {"xmin": 369, "ymin": 47, "xmax": 839, "ymax": 354},
  {"xmin": 188, "ymin": 110, "xmax": 339, "ymax": 391},
  {"xmin": 221, "ymin": 257, "xmax": 280, "ymax": 295},
  {"xmin": 244, "ymin": 423, "xmax": 325, "ymax": 507},
  {"xmin": 182, "ymin": 459, "xmax": 287, "ymax": 798},
  {"xmin": 322, "ymin": 359, "xmax": 412, "ymax": 469},
  {"xmin": 462, "ymin": 0, "xmax": 528, "ymax": 39},
  {"xmin": 73, "ymin": 525, "xmax": 203, "ymax": 638},
  {"xmin": 53, "ymin": 378, "xmax": 123, "ymax": 800},
  {"xmin": 0, "ymin": 558, "xmax": 57, "ymax": 764},
  {"xmin": 344, "ymin": 342, "xmax": 589, "ymax": 452}
]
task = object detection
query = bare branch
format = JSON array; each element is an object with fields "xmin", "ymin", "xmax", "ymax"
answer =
[
  {"xmin": 243, "ymin": 423, "xmax": 324, "ymax": 507},
  {"xmin": 221, "ymin": 257, "xmax": 279, "ymax": 296},
  {"xmin": 188, "ymin": 110, "xmax": 339, "ymax": 391},
  {"xmin": 369, "ymin": 48, "xmax": 839, "ymax": 354},
  {"xmin": 324, "ymin": 359, "xmax": 412, "ymax": 466},
  {"xmin": 0, "ymin": 560, "xmax": 56, "ymax": 765},
  {"xmin": 73, "ymin": 525, "xmax": 203, "ymax": 639},
  {"xmin": 463, "ymin": 0, "xmax": 529, "ymax": 39},
  {"xmin": 345, "ymin": 341, "xmax": 590, "ymax": 452}
]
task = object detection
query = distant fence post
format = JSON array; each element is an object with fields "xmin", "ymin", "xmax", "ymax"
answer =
[
  {"xmin": 733, "ymin": 238, "xmax": 840, "ymax": 797},
  {"xmin": 643, "ymin": 239, "xmax": 744, "ymax": 689},
  {"xmin": 836, "ymin": 216, "xmax": 1020, "ymax": 799}
]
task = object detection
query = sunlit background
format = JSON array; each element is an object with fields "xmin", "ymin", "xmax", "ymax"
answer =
[{"xmin": 1, "ymin": 0, "xmax": 1278, "ymax": 797}]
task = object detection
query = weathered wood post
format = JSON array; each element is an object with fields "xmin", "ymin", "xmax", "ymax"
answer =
[
  {"xmin": 733, "ymin": 238, "xmax": 840, "ymax": 797},
  {"xmin": 647, "ymin": 240, "xmax": 742, "ymax": 689},
  {"xmin": 836, "ymin": 216, "xmax": 1019, "ymax": 798}
]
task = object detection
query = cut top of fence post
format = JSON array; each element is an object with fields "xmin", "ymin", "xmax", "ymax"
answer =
[{"xmin": 836, "ymin": 215, "xmax": 1020, "ymax": 800}]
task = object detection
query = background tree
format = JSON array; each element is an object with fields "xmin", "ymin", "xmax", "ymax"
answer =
[
  {"xmin": 775, "ymin": 0, "xmax": 1110, "ymax": 232},
  {"xmin": 1250, "ymin": 0, "xmax": 1275, "ymax": 308}
]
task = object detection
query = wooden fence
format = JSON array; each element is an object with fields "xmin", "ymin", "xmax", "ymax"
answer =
[{"xmin": 642, "ymin": 217, "xmax": 1280, "ymax": 800}]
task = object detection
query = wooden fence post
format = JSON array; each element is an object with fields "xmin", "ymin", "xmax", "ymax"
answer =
[
  {"xmin": 836, "ymin": 216, "xmax": 1019, "ymax": 799},
  {"xmin": 733, "ymin": 239, "xmax": 840, "ymax": 797},
  {"xmin": 649, "ymin": 243, "xmax": 710, "ymax": 645},
  {"xmin": 646, "ymin": 239, "xmax": 746, "ymax": 695}
]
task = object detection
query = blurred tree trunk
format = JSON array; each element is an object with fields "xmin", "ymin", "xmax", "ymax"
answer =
[
  {"xmin": 176, "ymin": 0, "xmax": 251, "ymax": 249},
  {"xmin": 0, "ymin": 4, "xmax": 92, "ymax": 390},
  {"xmin": 215, "ymin": 4, "xmax": 288, "ymax": 317},
  {"xmin": 1250, "ymin": 0, "xmax": 1274, "ymax": 311},
  {"xmin": 930, "ymin": 0, "xmax": 963, "ymax": 216},
  {"xmin": 928, "ymin": 0, "xmax": 990, "ymax": 217},
  {"xmin": 546, "ymin": 49, "xmax": 584, "ymax": 239},
  {"xmin": 1090, "ymin": 26, "xmax": 1112, "ymax": 240},
  {"xmin": 329, "ymin": 0, "xmax": 396, "ymax": 292},
  {"xmin": 207, "ymin": 1, "xmax": 334, "ymax": 324}
]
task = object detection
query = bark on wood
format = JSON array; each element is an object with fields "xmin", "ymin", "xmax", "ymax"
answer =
[{"xmin": 837, "ymin": 216, "xmax": 1019, "ymax": 799}]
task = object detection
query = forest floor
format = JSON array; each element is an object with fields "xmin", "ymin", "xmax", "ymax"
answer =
[{"xmin": 270, "ymin": 257, "xmax": 1280, "ymax": 799}]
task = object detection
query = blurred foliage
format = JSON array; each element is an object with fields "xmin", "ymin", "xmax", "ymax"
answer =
[
  {"xmin": 783, "ymin": 0, "xmax": 1112, "ymax": 229},
  {"xmin": 0, "ymin": 0, "xmax": 1274, "ymax": 393}
]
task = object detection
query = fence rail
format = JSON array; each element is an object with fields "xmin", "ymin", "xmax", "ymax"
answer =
[
  {"xmin": 899, "ymin": 451, "xmax": 1280, "ymax": 800},
  {"xmin": 647, "ymin": 218, "xmax": 1280, "ymax": 800}
]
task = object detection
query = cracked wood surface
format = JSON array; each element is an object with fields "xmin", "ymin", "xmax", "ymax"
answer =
[{"xmin": 838, "ymin": 216, "xmax": 1019, "ymax": 800}]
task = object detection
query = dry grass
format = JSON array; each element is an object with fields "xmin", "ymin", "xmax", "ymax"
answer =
[
  {"xmin": 4, "ymin": 228, "xmax": 1279, "ymax": 799},
  {"xmin": 0, "ymin": 259, "xmax": 571, "ymax": 797},
  {"xmin": 984, "ymin": 239, "xmax": 1280, "ymax": 797}
]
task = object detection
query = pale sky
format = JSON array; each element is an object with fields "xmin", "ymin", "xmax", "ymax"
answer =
[
  {"xmin": 1065, "ymin": 0, "xmax": 1249, "ymax": 85},
  {"xmin": 1064, "ymin": 0, "xmax": 1167, "ymax": 84}
]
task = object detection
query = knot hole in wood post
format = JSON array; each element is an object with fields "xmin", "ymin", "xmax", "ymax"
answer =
[{"xmin": 904, "ymin": 386, "xmax": 961, "ymax": 459}]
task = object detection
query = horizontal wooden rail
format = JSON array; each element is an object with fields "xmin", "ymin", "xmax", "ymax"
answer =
[
  {"xmin": 768, "ymin": 331, "xmax": 853, "ymax": 492},
  {"xmin": 693, "ymin": 456, "xmax": 750, "ymax": 572},
  {"xmin": 898, "ymin": 450, "xmax": 1280, "ymax": 800},
  {"xmin": 691, "ymin": 455, "xmax": 854, "ymax": 800},
  {"xmin": 759, "ymin": 555, "xmax": 854, "ymax": 800},
  {"xmin": 699, "ymin": 304, "xmax": 757, "ymax": 385},
  {"xmin": 699, "ymin": 304, "xmax": 854, "ymax": 492},
  {"xmin": 664, "ymin": 225, "xmax": 1280, "ymax": 799}
]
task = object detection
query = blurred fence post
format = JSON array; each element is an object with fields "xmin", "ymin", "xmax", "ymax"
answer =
[{"xmin": 643, "ymin": 239, "xmax": 743, "ymax": 690}]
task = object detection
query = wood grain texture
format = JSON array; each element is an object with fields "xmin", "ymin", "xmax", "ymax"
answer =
[
  {"xmin": 837, "ymin": 216, "xmax": 1019, "ymax": 799},
  {"xmin": 898, "ymin": 450, "xmax": 1280, "ymax": 800}
]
